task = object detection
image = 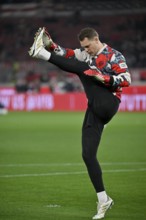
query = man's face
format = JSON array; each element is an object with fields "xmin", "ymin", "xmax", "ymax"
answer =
[{"xmin": 80, "ymin": 37, "xmax": 99, "ymax": 56}]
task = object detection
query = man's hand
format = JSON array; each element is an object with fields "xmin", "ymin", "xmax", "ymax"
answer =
[
  {"xmin": 43, "ymin": 27, "xmax": 58, "ymax": 50},
  {"xmin": 84, "ymin": 69, "xmax": 112, "ymax": 85}
]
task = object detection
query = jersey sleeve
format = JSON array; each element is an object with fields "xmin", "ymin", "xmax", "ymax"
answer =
[
  {"xmin": 110, "ymin": 52, "xmax": 131, "ymax": 87},
  {"xmin": 54, "ymin": 46, "xmax": 87, "ymax": 62},
  {"xmin": 53, "ymin": 46, "xmax": 75, "ymax": 58}
]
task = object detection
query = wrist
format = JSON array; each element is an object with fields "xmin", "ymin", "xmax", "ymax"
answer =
[{"xmin": 105, "ymin": 75, "xmax": 113, "ymax": 85}]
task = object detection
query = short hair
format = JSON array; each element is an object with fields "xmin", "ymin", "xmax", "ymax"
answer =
[{"xmin": 78, "ymin": 27, "xmax": 99, "ymax": 41}]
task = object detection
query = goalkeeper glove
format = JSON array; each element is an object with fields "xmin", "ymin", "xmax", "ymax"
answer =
[
  {"xmin": 43, "ymin": 27, "xmax": 58, "ymax": 51},
  {"xmin": 44, "ymin": 27, "xmax": 65, "ymax": 56},
  {"xmin": 84, "ymin": 69, "xmax": 113, "ymax": 86}
]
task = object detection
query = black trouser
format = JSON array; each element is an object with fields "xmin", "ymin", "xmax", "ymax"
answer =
[
  {"xmin": 49, "ymin": 54, "xmax": 120, "ymax": 192},
  {"xmin": 81, "ymin": 91, "xmax": 119, "ymax": 192}
]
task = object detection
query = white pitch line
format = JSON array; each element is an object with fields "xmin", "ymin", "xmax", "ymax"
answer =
[
  {"xmin": 0, "ymin": 171, "xmax": 87, "ymax": 178},
  {"xmin": 0, "ymin": 168, "xmax": 146, "ymax": 178},
  {"xmin": 0, "ymin": 162, "xmax": 146, "ymax": 167},
  {"xmin": 0, "ymin": 163, "xmax": 83, "ymax": 167}
]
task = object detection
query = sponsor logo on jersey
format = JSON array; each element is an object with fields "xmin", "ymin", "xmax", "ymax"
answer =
[{"xmin": 119, "ymin": 63, "xmax": 127, "ymax": 68}]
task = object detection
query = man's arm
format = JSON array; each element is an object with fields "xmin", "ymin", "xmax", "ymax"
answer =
[
  {"xmin": 84, "ymin": 69, "xmax": 131, "ymax": 88},
  {"xmin": 43, "ymin": 27, "xmax": 89, "ymax": 61}
]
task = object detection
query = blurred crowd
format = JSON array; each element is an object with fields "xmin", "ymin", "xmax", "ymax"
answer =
[{"xmin": 0, "ymin": 12, "xmax": 146, "ymax": 92}]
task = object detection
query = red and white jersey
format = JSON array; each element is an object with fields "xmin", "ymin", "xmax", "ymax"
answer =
[{"xmin": 54, "ymin": 44, "xmax": 131, "ymax": 99}]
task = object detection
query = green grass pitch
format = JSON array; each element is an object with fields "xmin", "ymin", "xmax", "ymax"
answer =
[{"xmin": 0, "ymin": 111, "xmax": 146, "ymax": 220}]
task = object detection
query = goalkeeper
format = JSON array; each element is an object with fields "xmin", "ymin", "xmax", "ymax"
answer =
[{"xmin": 29, "ymin": 27, "xmax": 131, "ymax": 220}]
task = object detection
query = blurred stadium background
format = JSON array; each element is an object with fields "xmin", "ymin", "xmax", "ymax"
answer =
[{"xmin": 0, "ymin": 0, "xmax": 146, "ymax": 112}]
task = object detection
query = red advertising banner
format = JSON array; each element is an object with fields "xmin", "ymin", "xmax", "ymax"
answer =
[
  {"xmin": 119, "ymin": 86, "xmax": 146, "ymax": 111},
  {"xmin": 0, "ymin": 86, "xmax": 146, "ymax": 112},
  {"xmin": 0, "ymin": 90, "xmax": 87, "ymax": 111}
]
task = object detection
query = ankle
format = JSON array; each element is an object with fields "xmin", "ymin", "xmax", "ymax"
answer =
[{"xmin": 97, "ymin": 191, "xmax": 108, "ymax": 204}]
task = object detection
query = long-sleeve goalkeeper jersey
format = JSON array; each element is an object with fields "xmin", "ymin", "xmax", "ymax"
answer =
[{"xmin": 53, "ymin": 43, "xmax": 131, "ymax": 100}]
